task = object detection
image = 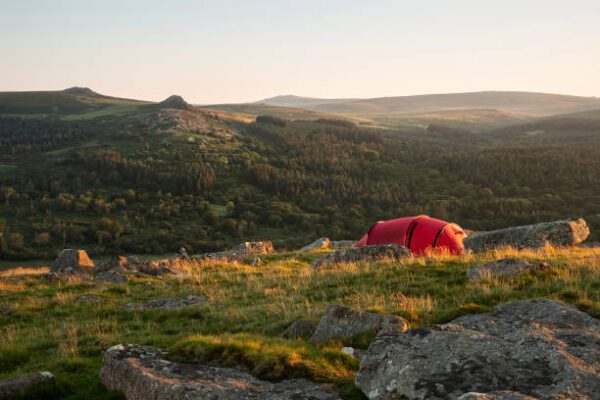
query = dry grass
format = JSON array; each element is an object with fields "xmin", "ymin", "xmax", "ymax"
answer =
[{"xmin": 0, "ymin": 246, "xmax": 599, "ymax": 399}]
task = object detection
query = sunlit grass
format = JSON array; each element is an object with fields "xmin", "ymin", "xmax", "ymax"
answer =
[{"xmin": 0, "ymin": 246, "xmax": 599, "ymax": 399}]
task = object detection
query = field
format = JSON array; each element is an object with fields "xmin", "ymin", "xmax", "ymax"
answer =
[{"xmin": 1, "ymin": 246, "xmax": 599, "ymax": 399}]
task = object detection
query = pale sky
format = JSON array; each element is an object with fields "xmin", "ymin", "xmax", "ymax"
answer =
[{"xmin": 1, "ymin": 0, "xmax": 599, "ymax": 104}]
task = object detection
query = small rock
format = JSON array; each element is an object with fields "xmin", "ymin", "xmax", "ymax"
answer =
[
  {"xmin": 250, "ymin": 257, "xmax": 262, "ymax": 266},
  {"xmin": 463, "ymin": 218, "xmax": 589, "ymax": 252},
  {"xmin": 298, "ymin": 237, "xmax": 331, "ymax": 252},
  {"xmin": 282, "ymin": 319, "xmax": 317, "ymax": 338},
  {"xmin": 118, "ymin": 295, "xmax": 208, "ymax": 310},
  {"xmin": 310, "ymin": 304, "xmax": 409, "ymax": 343},
  {"xmin": 0, "ymin": 371, "xmax": 56, "ymax": 399},
  {"xmin": 51, "ymin": 249, "xmax": 94, "ymax": 274},
  {"xmin": 76, "ymin": 295, "xmax": 103, "ymax": 304},
  {"xmin": 311, "ymin": 244, "xmax": 410, "ymax": 268},
  {"xmin": 467, "ymin": 258, "xmax": 552, "ymax": 282},
  {"xmin": 99, "ymin": 344, "xmax": 341, "ymax": 400}
]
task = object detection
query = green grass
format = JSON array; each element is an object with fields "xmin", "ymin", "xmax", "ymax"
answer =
[
  {"xmin": 60, "ymin": 105, "xmax": 142, "ymax": 121},
  {"xmin": 0, "ymin": 247, "xmax": 599, "ymax": 399}
]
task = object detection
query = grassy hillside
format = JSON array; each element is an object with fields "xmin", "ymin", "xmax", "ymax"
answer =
[
  {"xmin": 0, "ymin": 247, "xmax": 599, "ymax": 399},
  {"xmin": 0, "ymin": 87, "xmax": 149, "ymax": 116}
]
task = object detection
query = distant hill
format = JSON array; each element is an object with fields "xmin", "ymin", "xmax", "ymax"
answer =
[
  {"xmin": 0, "ymin": 87, "xmax": 148, "ymax": 115},
  {"xmin": 257, "ymin": 91, "xmax": 600, "ymax": 118},
  {"xmin": 256, "ymin": 95, "xmax": 357, "ymax": 108}
]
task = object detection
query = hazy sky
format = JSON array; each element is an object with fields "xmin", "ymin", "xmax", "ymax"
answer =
[{"xmin": 1, "ymin": 0, "xmax": 599, "ymax": 103}]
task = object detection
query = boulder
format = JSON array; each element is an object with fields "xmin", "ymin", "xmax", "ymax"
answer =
[
  {"xmin": 198, "ymin": 241, "xmax": 274, "ymax": 263},
  {"xmin": 282, "ymin": 319, "xmax": 317, "ymax": 338},
  {"xmin": 298, "ymin": 237, "xmax": 331, "ymax": 252},
  {"xmin": 329, "ymin": 240, "xmax": 356, "ymax": 249},
  {"xmin": 100, "ymin": 344, "xmax": 341, "ymax": 400},
  {"xmin": 310, "ymin": 304, "xmax": 409, "ymax": 343},
  {"xmin": 118, "ymin": 295, "xmax": 208, "ymax": 310},
  {"xmin": 311, "ymin": 244, "xmax": 410, "ymax": 268},
  {"xmin": 51, "ymin": 249, "xmax": 94, "ymax": 274},
  {"xmin": 93, "ymin": 255, "xmax": 183, "ymax": 282},
  {"xmin": 466, "ymin": 258, "xmax": 552, "ymax": 282},
  {"xmin": 0, "ymin": 371, "xmax": 56, "ymax": 400},
  {"xmin": 355, "ymin": 299, "xmax": 600, "ymax": 400},
  {"xmin": 463, "ymin": 218, "xmax": 589, "ymax": 252},
  {"xmin": 233, "ymin": 241, "xmax": 274, "ymax": 254}
]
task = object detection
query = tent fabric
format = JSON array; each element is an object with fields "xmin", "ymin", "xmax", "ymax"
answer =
[{"xmin": 353, "ymin": 215, "xmax": 465, "ymax": 255}]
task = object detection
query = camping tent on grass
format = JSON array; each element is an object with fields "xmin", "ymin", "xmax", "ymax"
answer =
[{"xmin": 354, "ymin": 215, "xmax": 465, "ymax": 255}]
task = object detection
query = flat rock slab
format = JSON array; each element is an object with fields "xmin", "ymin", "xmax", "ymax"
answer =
[
  {"xmin": 356, "ymin": 298, "xmax": 600, "ymax": 400},
  {"xmin": 0, "ymin": 371, "xmax": 56, "ymax": 400},
  {"xmin": 311, "ymin": 244, "xmax": 410, "ymax": 268},
  {"xmin": 298, "ymin": 237, "xmax": 331, "ymax": 252},
  {"xmin": 118, "ymin": 295, "xmax": 208, "ymax": 310},
  {"xmin": 100, "ymin": 344, "xmax": 341, "ymax": 400},
  {"xmin": 466, "ymin": 258, "xmax": 552, "ymax": 282},
  {"xmin": 463, "ymin": 218, "xmax": 589, "ymax": 252},
  {"xmin": 311, "ymin": 304, "xmax": 409, "ymax": 342}
]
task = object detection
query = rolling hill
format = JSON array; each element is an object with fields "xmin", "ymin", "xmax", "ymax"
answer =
[
  {"xmin": 0, "ymin": 87, "xmax": 149, "ymax": 115},
  {"xmin": 257, "ymin": 91, "xmax": 600, "ymax": 116},
  {"xmin": 0, "ymin": 87, "xmax": 599, "ymax": 261}
]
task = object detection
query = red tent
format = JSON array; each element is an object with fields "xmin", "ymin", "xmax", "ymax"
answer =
[{"xmin": 353, "ymin": 215, "xmax": 465, "ymax": 255}]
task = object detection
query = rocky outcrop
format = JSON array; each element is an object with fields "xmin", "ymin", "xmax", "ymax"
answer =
[
  {"xmin": 93, "ymin": 255, "xmax": 185, "ymax": 284},
  {"xmin": 311, "ymin": 244, "xmax": 410, "ymax": 268},
  {"xmin": 282, "ymin": 319, "xmax": 317, "ymax": 338},
  {"xmin": 51, "ymin": 249, "xmax": 94, "ymax": 274},
  {"xmin": 0, "ymin": 371, "xmax": 56, "ymax": 400},
  {"xmin": 356, "ymin": 299, "xmax": 600, "ymax": 400},
  {"xmin": 466, "ymin": 258, "xmax": 552, "ymax": 282},
  {"xmin": 117, "ymin": 295, "xmax": 208, "ymax": 310},
  {"xmin": 310, "ymin": 304, "xmax": 409, "ymax": 343},
  {"xmin": 198, "ymin": 241, "xmax": 274, "ymax": 263},
  {"xmin": 298, "ymin": 237, "xmax": 331, "ymax": 252},
  {"xmin": 100, "ymin": 344, "xmax": 341, "ymax": 400},
  {"xmin": 463, "ymin": 218, "xmax": 589, "ymax": 252}
]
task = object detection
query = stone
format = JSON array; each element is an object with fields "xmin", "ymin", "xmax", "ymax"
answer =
[
  {"xmin": 282, "ymin": 319, "xmax": 317, "ymax": 338},
  {"xmin": 466, "ymin": 258, "xmax": 552, "ymax": 282},
  {"xmin": 94, "ymin": 272, "xmax": 129, "ymax": 284},
  {"xmin": 458, "ymin": 392, "xmax": 539, "ymax": 400},
  {"xmin": 118, "ymin": 295, "xmax": 208, "ymax": 310},
  {"xmin": 0, "ymin": 371, "xmax": 56, "ymax": 400},
  {"xmin": 51, "ymin": 249, "xmax": 94, "ymax": 274},
  {"xmin": 100, "ymin": 344, "xmax": 341, "ymax": 400},
  {"xmin": 76, "ymin": 295, "xmax": 103, "ymax": 304},
  {"xmin": 310, "ymin": 304, "xmax": 409, "ymax": 343},
  {"xmin": 355, "ymin": 299, "xmax": 600, "ymax": 400},
  {"xmin": 198, "ymin": 241, "xmax": 274, "ymax": 263},
  {"xmin": 329, "ymin": 240, "xmax": 356, "ymax": 249},
  {"xmin": 311, "ymin": 244, "xmax": 410, "ymax": 268},
  {"xmin": 298, "ymin": 237, "xmax": 331, "ymax": 252},
  {"xmin": 463, "ymin": 218, "xmax": 589, "ymax": 252}
]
